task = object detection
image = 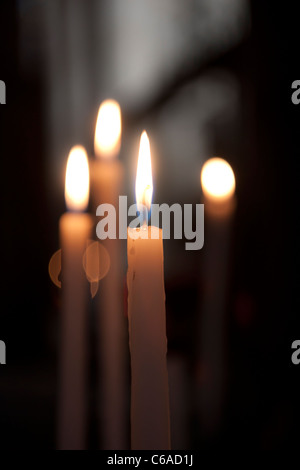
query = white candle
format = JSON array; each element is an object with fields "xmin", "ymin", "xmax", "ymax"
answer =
[
  {"xmin": 58, "ymin": 146, "xmax": 92, "ymax": 450},
  {"xmin": 198, "ymin": 157, "xmax": 236, "ymax": 435},
  {"xmin": 90, "ymin": 100, "xmax": 127, "ymax": 450},
  {"xmin": 127, "ymin": 131, "xmax": 171, "ymax": 450}
]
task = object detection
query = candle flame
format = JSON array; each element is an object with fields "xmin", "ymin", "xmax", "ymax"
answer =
[
  {"xmin": 201, "ymin": 157, "xmax": 235, "ymax": 201},
  {"xmin": 94, "ymin": 99, "xmax": 122, "ymax": 159},
  {"xmin": 65, "ymin": 145, "xmax": 90, "ymax": 211},
  {"xmin": 135, "ymin": 131, "xmax": 153, "ymax": 218}
]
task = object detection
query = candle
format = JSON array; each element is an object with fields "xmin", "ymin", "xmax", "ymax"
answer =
[
  {"xmin": 91, "ymin": 99, "xmax": 127, "ymax": 450},
  {"xmin": 58, "ymin": 145, "xmax": 92, "ymax": 450},
  {"xmin": 197, "ymin": 157, "xmax": 236, "ymax": 436},
  {"xmin": 127, "ymin": 131, "xmax": 171, "ymax": 450},
  {"xmin": 201, "ymin": 157, "xmax": 236, "ymax": 218},
  {"xmin": 94, "ymin": 99, "xmax": 121, "ymax": 160},
  {"xmin": 91, "ymin": 100, "xmax": 123, "ymax": 203}
]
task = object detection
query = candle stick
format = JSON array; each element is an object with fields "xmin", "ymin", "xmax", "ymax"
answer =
[
  {"xmin": 90, "ymin": 100, "xmax": 127, "ymax": 450},
  {"xmin": 127, "ymin": 131, "xmax": 171, "ymax": 450},
  {"xmin": 58, "ymin": 145, "xmax": 92, "ymax": 450},
  {"xmin": 197, "ymin": 157, "xmax": 236, "ymax": 436}
]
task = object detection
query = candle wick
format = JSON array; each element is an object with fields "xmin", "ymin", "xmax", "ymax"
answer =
[{"xmin": 140, "ymin": 185, "xmax": 151, "ymax": 229}]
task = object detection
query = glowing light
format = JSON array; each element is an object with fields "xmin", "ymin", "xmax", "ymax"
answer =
[
  {"xmin": 94, "ymin": 99, "xmax": 122, "ymax": 159},
  {"xmin": 65, "ymin": 145, "xmax": 90, "ymax": 211},
  {"xmin": 201, "ymin": 157, "xmax": 235, "ymax": 201},
  {"xmin": 135, "ymin": 131, "xmax": 153, "ymax": 219},
  {"xmin": 48, "ymin": 241, "xmax": 110, "ymax": 298},
  {"xmin": 48, "ymin": 249, "xmax": 62, "ymax": 288},
  {"xmin": 83, "ymin": 241, "xmax": 110, "ymax": 284}
]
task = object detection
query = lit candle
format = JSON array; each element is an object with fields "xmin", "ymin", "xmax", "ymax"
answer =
[
  {"xmin": 127, "ymin": 131, "xmax": 171, "ymax": 450},
  {"xmin": 198, "ymin": 157, "xmax": 236, "ymax": 435},
  {"xmin": 94, "ymin": 99, "xmax": 121, "ymax": 160},
  {"xmin": 201, "ymin": 157, "xmax": 236, "ymax": 218},
  {"xmin": 58, "ymin": 146, "xmax": 92, "ymax": 450},
  {"xmin": 91, "ymin": 99, "xmax": 126, "ymax": 450}
]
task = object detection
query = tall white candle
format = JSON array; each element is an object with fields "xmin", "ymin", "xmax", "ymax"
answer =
[
  {"xmin": 90, "ymin": 100, "xmax": 127, "ymax": 450},
  {"xmin": 127, "ymin": 131, "xmax": 171, "ymax": 450},
  {"xmin": 198, "ymin": 157, "xmax": 236, "ymax": 435},
  {"xmin": 58, "ymin": 146, "xmax": 92, "ymax": 450}
]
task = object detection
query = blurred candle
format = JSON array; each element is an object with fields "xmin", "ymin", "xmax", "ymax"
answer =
[
  {"xmin": 201, "ymin": 157, "xmax": 236, "ymax": 218},
  {"xmin": 127, "ymin": 131, "xmax": 171, "ymax": 450},
  {"xmin": 90, "ymin": 100, "xmax": 127, "ymax": 449},
  {"xmin": 58, "ymin": 146, "xmax": 92, "ymax": 450},
  {"xmin": 198, "ymin": 157, "xmax": 236, "ymax": 436},
  {"xmin": 94, "ymin": 99, "xmax": 121, "ymax": 160}
]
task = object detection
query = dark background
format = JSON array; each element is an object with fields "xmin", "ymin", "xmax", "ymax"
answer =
[{"xmin": 0, "ymin": 0, "xmax": 299, "ymax": 450}]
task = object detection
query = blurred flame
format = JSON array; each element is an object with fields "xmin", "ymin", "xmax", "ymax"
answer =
[
  {"xmin": 201, "ymin": 157, "xmax": 235, "ymax": 201},
  {"xmin": 48, "ymin": 241, "xmax": 110, "ymax": 298},
  {"xmin": 65, "ymin": 145, "xmax": 89, "ymax": 211},
  {"xmin": 48, "ymin": 249, "xmax": 62, "ymax": 288},
  {"xmin": 83, "ymin": 241, "xmax": 110, "ymax": 284},
  {"xmin": 94, "ymin": 99, "xmax": 121, "ymax": 159},
  {"xmin": 135, "ymin": 131, "xmax": 153, "ymax": 214}
]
